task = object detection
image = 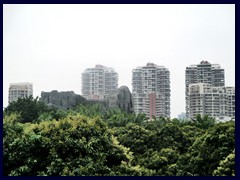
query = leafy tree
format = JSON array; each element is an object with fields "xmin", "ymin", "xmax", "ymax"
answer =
[
  {"xmin": 3, "ymin": 114, "xmax": 150, "ymax": 176},
  {"xmin": 3, "ymin": 114, "xmax": 25, "ymax": 175},
  {"xmin": 181, "ymin": 125, "xmax": 205, "ymax": 148},
  {"xmin": 4, "ymin": 96, "xmax": 49, "ymax": 123},
  {"xmin": 213, "ymin": 150, "xmax": 235, "ymax": 176},
  {"xmin": 137, "ymin": 148, "xmax": 179, "ymax": 176},
  {"xmin": 192, "ymin": 114, "xmax": 216, "ymax": 129},
  {"xmin": 143, "ymin": 117, "xmax": 168, "ymax": 131},
  {"xmin": 153, "ymin": 123, "xmax": 188, "ymax": 153},
  {"xmin": 37, "ymin": 112, "xmax": 54, "ymax": 122},
  {"xmin": 185, "ymin": 121, "xmax": 235, "ymax": 176},
  {"xmin": 73, "ymin": 104, "xmax": 106, "ymax": 118},
  {"xmin": 113, "ymin": 123, "xmax": 152, "ymax": 155}
]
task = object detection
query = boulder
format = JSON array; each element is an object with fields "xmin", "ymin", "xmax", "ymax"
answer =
[{"xmin": 106, "ymin": 86, "xmax": 133, "ymax": 113}]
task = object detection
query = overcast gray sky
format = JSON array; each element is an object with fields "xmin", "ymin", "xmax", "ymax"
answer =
[{"xmin": 3, "ymin": 4, "xmax": 235, "ymax": 118}]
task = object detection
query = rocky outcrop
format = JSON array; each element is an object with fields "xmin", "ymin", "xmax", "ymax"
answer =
[
  {"xmin": 106, "ymin": 86, "xmax": 133, "ymax": 113},
  {"xmin": 40, "ymin": 90, "xmax": 88, "ymax": 109},
  {"xmin": 117, "ymin": 86, "xmax": 133, "ymax": 113},
  {"xmin": 40, "ymin": 86, "xmax": 133, "ymax": 113}
]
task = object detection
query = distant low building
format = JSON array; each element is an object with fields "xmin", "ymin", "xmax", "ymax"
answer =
[
  {"xmin": 178, "ymin": 112, "xmax": 186, "ymax": 120},
  {"xmin": 8, "ymin": 82, "xmax": 33, "ymax": 104}
]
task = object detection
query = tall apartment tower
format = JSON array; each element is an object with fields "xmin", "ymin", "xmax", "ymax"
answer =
[
  {"xmin": 81, "ymin": 64, "xmax": 118, "ymax": 100},
  {"xmin": 189, "ymin": 83, "xmax": 235, "ymax": 121},
  {"xmin": 225, "ymin": 87, "xmax": 235, "ymax": 119},
  {"xmin": 8, "ymin": 82, "xmax": 33, "ymax": 104},
  {"xmin": 185, "ymin": 61, "xmax": 225, "ymax": 118},
  {"xmin": 132, "ymin": 63, "xmax": 170, "ymax": 118}
]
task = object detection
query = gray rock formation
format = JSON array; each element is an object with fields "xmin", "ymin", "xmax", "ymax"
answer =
[
  {"xmin": 106, "ymin": 85, "xmax": 133, "ymax": 113},
  {"xmin": 117, "ymin": 86, "xmax": 133, "ymax": 113},
  {"xmin": 40, "ymin": 90, "xmax": 88, "ymax": 109},
  {"xmin": 40, "ymin": 86, "xmax": 133, "ymax": 113}
]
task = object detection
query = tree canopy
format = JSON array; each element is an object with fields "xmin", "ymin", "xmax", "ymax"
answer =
[
  {"xmin": 3, "ymin": 100, "xmax": 235, "ymax": 176},
  {"xmin": 4, "ymin": 96, "xmax": 49, "ymax": 123}
]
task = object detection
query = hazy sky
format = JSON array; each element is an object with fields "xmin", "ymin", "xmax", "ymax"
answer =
[{"xmin": 3, "ymin": 4, "xmax": 235, "ymax": 118}]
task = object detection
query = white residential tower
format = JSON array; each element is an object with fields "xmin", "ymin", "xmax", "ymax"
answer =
[
  {"xmin": 132, "ymin": 63, "xmax": 170, "ymax": 118},
  {"xmin": 81, "ymin": 64, "xmax": 118, "ymax": 100},
  {"xmin": 8, "ymin": 82, "xmax": 33, "ymax": 104}
]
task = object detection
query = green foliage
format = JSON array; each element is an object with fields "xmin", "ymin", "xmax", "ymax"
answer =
[
  {"xmin": 112, "ymin": 162, "xmax": 155, "ymax": 176},
  {"xmin": 184, "ymin": 121, "xmax": 235, "ymax": 176},
  {"xmin": 38, "ymin": 108, "xmax": 68, "ymax": 122},
  {"xmin": 136, "ymin": 148, "xmax": 179, "ymax": 175},
  {"xmin": 181, "ymin": 125, "xmax": 205, "ymax": 148},
  {"xmin": 72, "ymin": 104, "xmax": 106, "ymax": 118},
  {"xmin": 193, "ymin": 114, "xmax": 216, "ymax": 129},
  {"xmin": 4, "ymin": 96, "xmax": 49, "ymax": 123},
  {"xmin": 213, "ymin": 150, "xmax": 235, "ymax": 176},
  {"xmin": 154, "ymin": 123, "xmax": 188, "ymax": 153},
  {"xmin": 3, "ymin": 114, "xmax": 25, "ymax": 175},
  {"xmin": 114, "ymin": 123, "xmax": 152, "ymax": 155},
  {"xmin": 3, "ymin": 103, "xmax": 235, "ymax": 176},
  {"xmin": 4, "ymin": 114, "xmax": 143, "ymax": 176}
]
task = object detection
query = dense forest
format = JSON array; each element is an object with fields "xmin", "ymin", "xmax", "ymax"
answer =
[{"xmin": 3, "ymin": 96, "xmax": 235, "ymax": 176}]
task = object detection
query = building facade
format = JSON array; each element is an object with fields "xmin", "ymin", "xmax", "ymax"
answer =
[
  {"xmin": 132, "ymin": 63, "xmax": 170, "ymax": 118},
  {"xmin": 8, "ymin": 82, "xmax": 33, "ymax": 103},
  {"xmin": 185, "ymin": 61, "xmax": 225, "ymax": 118},
  {"xmin": 189, "ymin": 83, "xmax": 235, "ymax": 121},
  {"xmin": 81, "ymin": 64, "xmax": 118, "ymax": 100},
  {"xmin": 225, "ymin": 87, "xmax": 235, "ymax": 119}
]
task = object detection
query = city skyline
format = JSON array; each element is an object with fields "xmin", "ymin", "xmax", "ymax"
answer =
[{"xmin": 3, "ymin": 4, "xmax": 235, "ymax": 118}]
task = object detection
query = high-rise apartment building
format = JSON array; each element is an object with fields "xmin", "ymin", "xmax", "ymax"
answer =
[
  {"xmin": 81, "ymin": 64, "xmax": 118, "ymax": 100},
  {"xmin": 189, "ymin": 83, "xmax": 235, "ymax": 121},
  {"xmin": 225, "ymin": 87, "xmax": 235, "ymax": 119},
  {"xmin": 132, "ymin": 63, "xmax": 170, "ymax": 118},
  {"xmin": 185, "ymin": 61, "xmax": 225, "ymax": 118},
  {"xmin": 8, "ymin": 82, "xmax": 33, "ymax": 103}
]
